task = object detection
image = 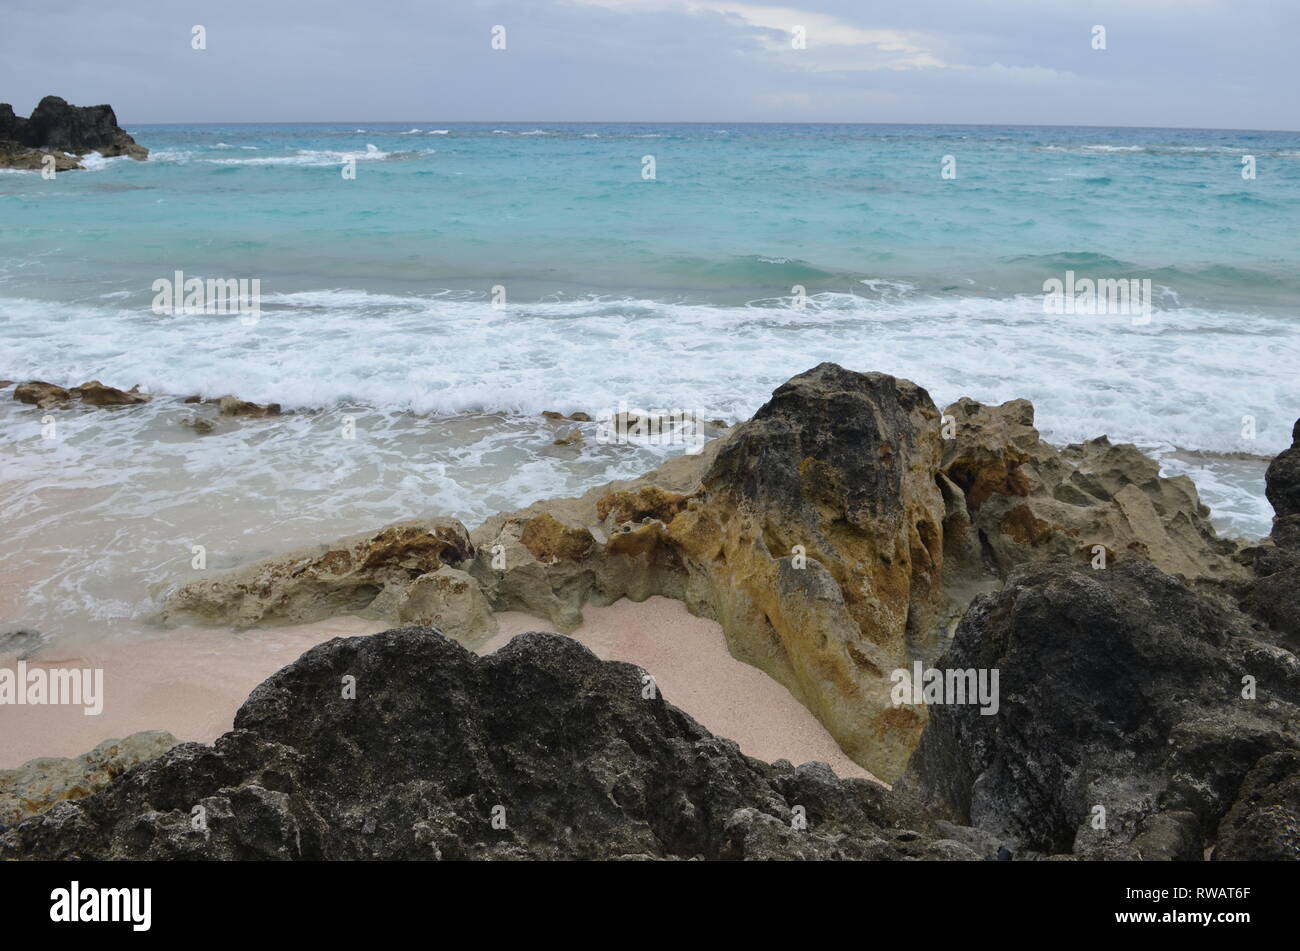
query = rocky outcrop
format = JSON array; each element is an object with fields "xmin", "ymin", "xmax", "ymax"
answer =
[
  {"xmin": 900, "ymin": 558, "xmax": 1300, "ymax": 860},
  {"xmin": 0, "ymin": 629, "xmax": 959, "ymax": 860},
  {"xmin": 937, "ymin": 397, "xmax": 1243, "ymax": 589},
  {"xmin": 1239, "ymin": 418, "xmax": 1300, "ymax": 648},
  {"xmin": 161, "ymin": 364, "xmax": 1250, "ymax": 784},
  {"xmin": 0, "ymin": 96, "xmax": 147, "ymax": 171},
  {"xmin": 158, "ymin": 519, "xmax": 494, "ymax": 643},
  {"xmin": 662, "ymin": 367, "xmax": 947, "ymax": 780},
  {"xmin": 1213, "ymin": 751, "xmax": 1300, "ymax": 860},
  {"xmin": 0, "ymin": 732, "xmax": 179, "ymax": 828}
]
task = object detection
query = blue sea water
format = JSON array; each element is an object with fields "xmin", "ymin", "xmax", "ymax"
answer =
[
  {"xmin": 2, "ymin": 122, "xmax": 1298, "ymax": 435},
  {"xmin": 1, "ymin": 123, "xmax": 1298, "ymax": 634}
]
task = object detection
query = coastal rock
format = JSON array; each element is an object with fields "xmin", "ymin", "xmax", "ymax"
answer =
[
  {"xmin": 0, "ymin": 144, "xmax": 80, "ymax": 172},
  {"xmin": 0, "ymin": 629, "xmax": 945, "ymax": 860},
  {"xmin": 159, "ymin": 364, "xmax": 1253, "ymax": 785},
  {"xmin": 938, "ymin": 397, "xmax": 1243, "ymax": 588},
  {"xmin": 71, "ymin": 380, "xmax": 149, "ymax": 406},
  {"xmin": 12, "ymin": 381, "xmax": 71, "ymax": 408},
  {"xmin": 900, "ymin": 558, "xmax": 1300, "ymax": 860},
  {"xmin": 1265, "ymin": 419, "xmax": 1300, "ymax": 519},
  {"xmin": 518, "ymin": 512, "xmax": 594, "ymax": 564},
  {"xmin": 218, "ymin": 395, "xmax": 281, "ymax": 417},
  {"xmin": 660, "ymin": 365, "xmax": 947, "ymax": 781},
  {"xmin": 180, "ymin": 416, "xmax": 215, "ymax": 434},
  {"xmin": 1213, "ymin": 751, "xmax": 1300, "ymax": 860},
  {"xmin": 0, "ymin": 732, "xmax": 179, "ymax": 828},
  {"xmin": 160, "ymin": 519, "xmax": 477, "ymax": 632},
  {"xmin": 0, "ymin": 96, "xmax": 148, "ymax": 171},
  {"xmin": 1239, "ymin": 418, "xmax": 1300, "ymax": 647},
  {"xmin": 391, "ymin": 566, "xmax": 498, "ymax": 647}
]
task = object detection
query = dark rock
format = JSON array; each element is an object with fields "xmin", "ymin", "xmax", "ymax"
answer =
[
  {"xmin": 0, "ymin": 96, "xmax": 148, "ymax": 171},
  {"xmin": 22, "ymin": 96, "xmax": 147, "ymax": 159},
  {"xmin": 0, "ymin": 628, "xmax": 942, "ymax": 860},
  {"xmin": 900, "ymin": 557, "xmax": 1300, "ymax": 860},
  {"xmin": 1214, "ymin": 751, "xmax": 1300, "ymax": 860},
  {"xmin": 1265, "ymin": 418, "xmax": 1300, "ymax": 521},
  {"xmin": 1239, "ymin": 418, "xmax": 1300, "ymax": 647}
]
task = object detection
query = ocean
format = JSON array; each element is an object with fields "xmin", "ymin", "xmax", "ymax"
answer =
[{"xmin": 2, "ymin": 121, "xmax": 1298, "ymax": 639}]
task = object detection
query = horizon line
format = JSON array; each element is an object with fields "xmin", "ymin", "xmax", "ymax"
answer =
[{"xmin": 120, "ymin": 119, "xmax": 1300, "ymax": 135}]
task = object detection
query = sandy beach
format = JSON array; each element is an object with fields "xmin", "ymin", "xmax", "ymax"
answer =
[{"xmin": 1, "ymin": 596, "xmax": 875, "ymax": 782}]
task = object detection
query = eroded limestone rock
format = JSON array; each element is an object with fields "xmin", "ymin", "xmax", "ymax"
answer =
[
  {"xmin": 0, "ymin": 731, "xmax": 179, "ymax": 828},
  {"xmin": 160, "ymin": 519, "xmax": 480, "ymax": 634}
]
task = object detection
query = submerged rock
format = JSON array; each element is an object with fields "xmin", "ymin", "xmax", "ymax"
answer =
[
  {"xmin": 180, "ymin": 416, "xmax": 215, "ymax": 434},
  {"xmin": 0, "ymin": 731, "xmax": 179, "ymax": 828},
  {"xmin": 218, "ymin": 395, "xmax": 281, "ymax": 417},
  {"xmin": 0, "ymin": 629, "xmax": 952, "ymax": 860},
  {"xmin": 900, "ymin": 558, "xmax": 1300, "ymax": 860}
]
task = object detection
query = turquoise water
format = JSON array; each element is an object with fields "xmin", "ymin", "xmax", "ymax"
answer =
[
  {"xmin": 4, "ymin": 122, "xmax": 1300, "ymax": 309},
  {"xmin": 1, "ymin": 124, "xmax": 1298, "ymax": 610}
]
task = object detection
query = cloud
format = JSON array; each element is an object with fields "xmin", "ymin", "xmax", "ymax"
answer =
[{"xmin": 568, "ymin": 0, "xmax": 949, "ymax": 69}]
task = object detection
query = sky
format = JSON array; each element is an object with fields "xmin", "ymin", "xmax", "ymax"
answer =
[{"xmin": 0, "ymin": 0, "xmax": 1295, "ymax": 129}]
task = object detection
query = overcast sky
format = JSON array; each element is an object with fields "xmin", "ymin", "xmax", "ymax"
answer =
[{"xmin": 1, "ymin": 0, "xmax": 1295, "ymax": 129}]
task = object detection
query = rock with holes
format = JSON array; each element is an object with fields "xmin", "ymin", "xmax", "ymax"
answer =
[
  {"xmin": 0, "ymin": 732, "xmax": 179, "ymax": 828},
  {"xmin": 158, "ymin": 519, "xmax": 477, "ymax": 630},
  {"xmin": 937, "ymin": 397, "xmax": 1243, "ymax": 589},
  {"xmin": 0, "ymin": 628, "xmax": 949, "ymax": 860},
  {"xmin": 899, "ymin": 557, "xmax": 1300, "ymax": 860}
]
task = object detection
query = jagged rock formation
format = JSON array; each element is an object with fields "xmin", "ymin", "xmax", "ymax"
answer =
[
  {"xmin": 900, "ymin": 558, "xmax": 1300, "ymax": 860},
  {"xmin": 158, "ymin": 519, "xmax": 486, "ymax": 639},
  {"xmin": 0, "ymin": 630, "xmax": 961, "ymax": 860},
  {"xmin": 0, "ymin": 732, "xmax": 179, "ymax": 827},
  {"xmin": 0, "ymin": 96, "xmax": 147, "ymax": 171},
  {"xmin": 1239, "ymin": 418, "xmax": 1300, "ymax": 649},
  {"xmin": 937, "ymin": 396, "xmax": 1243, "ymax": 589},
  {"xmin": 160, "ymin": 364, "xmax": 1247, "ymax": 784}
]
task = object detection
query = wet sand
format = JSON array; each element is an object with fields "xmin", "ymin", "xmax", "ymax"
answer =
[{"xmin": 1, "ymin": 597, "xmax": 875, "ymax": 784}]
